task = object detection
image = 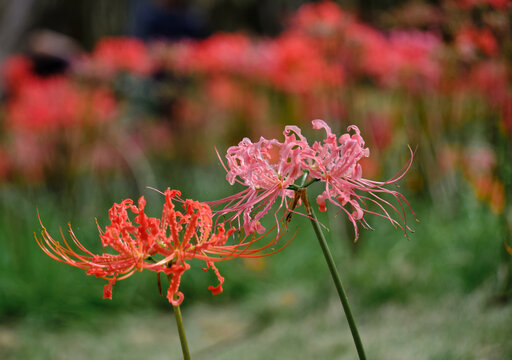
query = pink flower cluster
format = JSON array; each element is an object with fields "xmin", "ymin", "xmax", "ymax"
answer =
[
  {"xmin": 211, "ymin": 124, "xmax": 309, "ymax": 233},
  {"xmin": 361, "ymin": 31, "xmax": 441, "ymax": 91},
  {"xmin": 214, "ymin": 120, "xmax": 413, "ymax": 239}
]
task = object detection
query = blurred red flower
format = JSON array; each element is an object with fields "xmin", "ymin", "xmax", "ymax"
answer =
[
  {"xmin": 2, "ymin": 55, "xmax": 34, "ymax": 94},
  {"xmin": 6, "ymin": 76, "xmax": 116, "ymax": 132},
  {"xmin": 456, "ymin": 26, "xmax": 498, "ymax": 59},
  {"xmin": 91, "ymin": 37, "xmax": 154, "ymax": 77}
]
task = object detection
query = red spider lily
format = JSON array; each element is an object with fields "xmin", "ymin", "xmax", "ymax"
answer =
[
  {"xmin": 214, "ymin": 120, "xmax": 414, "ymax": 240},
  {"xmin": 36, "ymin": 188, "xmax": 291, "ymax": 305}
]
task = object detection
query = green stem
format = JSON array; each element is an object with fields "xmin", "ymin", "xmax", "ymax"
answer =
[
  {"xmin": 173, "ymin": 303, "xmax": 191, "ymax": 360},
  {"xmin": 303, "ymin": 190, "xmax": 366, "ymax": 360},
  {"xmin": 167, "ymin": 274, "xmax": 191, "ymax": 360},
  {"xmin": 302, "ymin": 177, "xmax": 319, "ymax": 188},
  {"xmin": 288, "ymin": 173, "xmax": 318, "ymax": 191},
  {"xmin": 299, "ymin": 171, "xmax": 309, "ymax": 187}
]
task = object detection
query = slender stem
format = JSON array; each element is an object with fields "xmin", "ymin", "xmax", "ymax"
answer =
[
  {"xmin": 167, "ymin": 274, "xmax": 191, "ymax": 360},
  {"xmin": 302, "ymin": 177, "xmax": 319, "ymax": 188},
  {"xmin": 301, "ymin": 189, "xmax": 366, "ymax": 360},
  {"xmin": 287, "ymin": 173, "xmax": 318, "ymax": 191},
  {"xmin": 173, "ymin": 303, "xmax": 191, "ymax": 360}
]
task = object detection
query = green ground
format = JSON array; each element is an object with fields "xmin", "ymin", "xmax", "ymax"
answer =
[{"xmin": 2, "ymin": 286, "xmax": 511, "ymax": 359}]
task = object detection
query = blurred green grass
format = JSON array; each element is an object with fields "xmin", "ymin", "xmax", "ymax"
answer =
[{"xmin": 0, "ymin": 166, "xmax": 511, "ymax": 359}]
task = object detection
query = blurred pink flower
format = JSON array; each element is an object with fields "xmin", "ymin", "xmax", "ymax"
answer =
[
  {"xmin": 462, "ymin": 145, "xmax": 496, "ymax": 177},
  {"xmin": 363, "ymin": 30, "xmax": 442, "ymax": 91},
  {"xmin": 367, "ymin": 113, "xmax": 394, "ymax": 151},
  {"xmin": 9, "ymin": 133, "xmax": 48, "ymax": 182},
  {"xmin": 469, "ymin": 61, "xmax": 507, "ymax": 105}
]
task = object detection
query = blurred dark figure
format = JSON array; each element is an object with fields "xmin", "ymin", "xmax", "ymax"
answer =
[
  {"xmin": 132, "ymin": 0, "xmax": 208, "ymax": 41},
  {"xmin": 26, "ymin": 30, "xmax": 82, "ymax": 77},
  {"xmin": 0, "ymin": 29, "xmax": 81, "ymax": 95}
]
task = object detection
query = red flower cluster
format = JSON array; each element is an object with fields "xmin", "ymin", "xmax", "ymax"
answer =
[
  {"xmin": 164, "ymin": 32, "xmax": 343, "ymax": 95},
  {"xmin": 7, "ymin": 76, "xmax": 116, "ymax": 132},
  {"xmin": 455, "ymin": 25, "xmax": 498, "ymax": 59},
  {"xmin": 1, "ymin": 0, "xmax": 511, "ymax": 199},
  {"xmin": 0, "ymin": 39, "xmax": 171, "ymax": 184},
  {"xmin": 84, "ymin": 37, "xmax": 155, "ymax": 79},
  {"xmin": 0, "ymin": 56, "xmax": 119, "ymax": 182},
  {"xmin": 36, "ymin": 188, "xmax": 288, "ymax": 305},
  {"xmin": 454, "ymin": 0, "xmax": 510, "ymax": 10}
]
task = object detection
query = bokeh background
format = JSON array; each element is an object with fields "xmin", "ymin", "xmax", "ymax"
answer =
[{"xmin": 1, "ymin": 0, "xmax": 512, "ymax": 359}]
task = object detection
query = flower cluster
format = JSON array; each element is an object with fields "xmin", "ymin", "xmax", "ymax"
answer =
[
  {"xmin": 1, "ymin": 65, "xmax": 119, "ymax": 182},
  {"xmin": 0, "ymin": 49, "xmax": 174, "ymax": 184},
  {"xmin": 214, "ymin": 120, "xmax": 414, "ymax": 240},
  {"xmin": 2, "ymin": 0, "xmax": 511, "ymax": 188},
  {"xmin": 36, "ymin": 188, "xmax": 288, "ymax": 305},
  {"xmin": 83, "ymin": 37, "xmax": 155, "ymax": 79},
  {"xmin": 210, "ymin": 124, "xmax": 308, "ymax": 233}
]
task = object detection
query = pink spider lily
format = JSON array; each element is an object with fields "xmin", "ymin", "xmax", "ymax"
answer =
[
  {"xmin": 302, "ymin": 120, "xmax": 415, "ymax": 240},
  {"xmin": 36, "ymin": 188, "xmax": 290, "ymax": 306},
  {"xmin": 209, "ymin": 125, "xmax": 309, "ymax": 233},
  {"xmin": 214, "ymin": 119, "xmax": 414, "ymax": 240}
]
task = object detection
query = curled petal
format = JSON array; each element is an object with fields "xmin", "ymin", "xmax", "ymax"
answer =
[
  {"xmin": 103, "ymin": 277, "xmax": 116, "ymax": 299},
  {"xmin": 204, "ymin": 261, "xmax": 225, "ymax": 296}
]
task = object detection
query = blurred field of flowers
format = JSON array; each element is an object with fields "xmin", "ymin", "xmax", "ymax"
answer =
[{"xmin": 1, "ymin": 1, "xmax": 512, "ymax": 359}]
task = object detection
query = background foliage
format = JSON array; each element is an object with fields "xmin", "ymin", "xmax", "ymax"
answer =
[{"xmin": 0, "ymin": 0, "xmax": 511, "ymax": 359}]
